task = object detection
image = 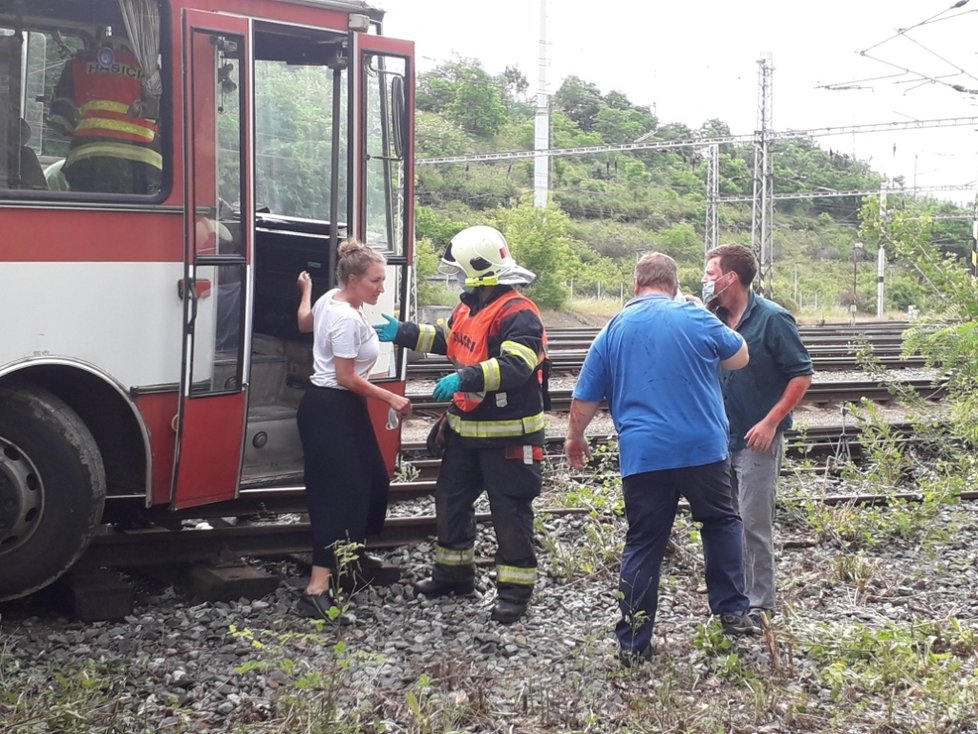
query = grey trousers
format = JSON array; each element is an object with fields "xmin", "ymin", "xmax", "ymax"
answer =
[{"xmin": 729, "ymin": 432, "xmax": 784, "ymax": 612}]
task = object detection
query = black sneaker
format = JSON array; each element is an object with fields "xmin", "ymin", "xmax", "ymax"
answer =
[
  {"xmin": 618, "ymin": 646, "xmax": 655, "ymax": 667},
  {"xmin": 719, "ymin": 612, "xmax": 761, "ymax": 636}
]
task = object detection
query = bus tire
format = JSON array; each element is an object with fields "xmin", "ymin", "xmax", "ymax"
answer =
[{"xmin": 0, "ymin": 385, "xmax": 106, "ymax": 601}]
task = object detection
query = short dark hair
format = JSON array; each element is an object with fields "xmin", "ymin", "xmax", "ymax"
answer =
[
  {"xmin": 634, "ymin": 252, "xmax": 678, "ymax": 295},
  {"xmin": 706, "ymin": 244, "xmax": 757, "ymax": 286}
]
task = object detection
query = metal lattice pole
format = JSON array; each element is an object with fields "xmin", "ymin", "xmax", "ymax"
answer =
[
  {"xmin": 533, "ymin": 0, "xmax": 550, "ymax": 208},
  {"xmin": 705, "ymin": 143, "xmax": 719, "ymax": 256},
  {"xmin": 751, "ymin": 54, "xmax": 774, "ymax": 296}
]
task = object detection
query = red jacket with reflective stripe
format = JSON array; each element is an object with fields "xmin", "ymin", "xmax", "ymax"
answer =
[{"xmin": 395, "ymin": 286, "xmax": 547, "ymax": 446}]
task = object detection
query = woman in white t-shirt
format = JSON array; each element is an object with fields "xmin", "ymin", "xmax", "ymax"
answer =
[{"xmin": 294, "ymin": 240, "xmax": 411, "ymax": 619}]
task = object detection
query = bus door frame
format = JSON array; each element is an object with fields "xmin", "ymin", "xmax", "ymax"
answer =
[
  {"xmin": 354, "ymin": 33, "xmax": 415, "ymax": 473},
  {"xmin": 172, "ymin": 9, "xmax": 253, "ymax": 509}
]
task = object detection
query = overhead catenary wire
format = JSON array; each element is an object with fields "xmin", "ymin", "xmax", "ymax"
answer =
[
  {"xmin": 823, "ymin": 1, "xmax": 978, "ymax": 95},
  {"xmin": 417, "ymin": 115, "xmax": 978, "ymax": 165}
]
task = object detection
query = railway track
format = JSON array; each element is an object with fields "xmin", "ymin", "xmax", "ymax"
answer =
[
  {"xmin": 409, "ymin": 376, "xmax": 945, "ymax": 412},
  {"xmin": 406, "ymin": 323, "xmax": 921, "ymax": 378},
  {"xmin": 83, "ymin": 419, "xmax": 943, "ymax": 570},
  {"xmin": 407, "ymin": 350, "xmax": 924, "ymax": 377},
  {"xmin": 78, "ymin": 321, "xmax": 944, "ymax": 575}
]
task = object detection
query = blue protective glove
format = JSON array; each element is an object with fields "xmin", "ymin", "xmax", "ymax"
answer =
[
  {"xmin": 432, "ymin": 372, "xmax": 462, "ymax": 402},
  {"xmin": 372, "ymin": 313, "xmax": 400, "ymax": 342}
]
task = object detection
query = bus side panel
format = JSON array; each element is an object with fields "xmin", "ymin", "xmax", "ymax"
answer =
[
  {"xmin": 366, "ymin": 380, "xmax": 405, "ymax": 475},
  {"xmin": 135, "ymin": 392, "xmax": 179, "ymax": 506}
]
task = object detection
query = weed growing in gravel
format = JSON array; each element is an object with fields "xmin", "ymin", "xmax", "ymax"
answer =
[
  {"xmin": 393, "ymin": 459, "xmax": 420, "ymax": 483},
  {"xmin": 801, "ymin": 619, "xmax": 978, "ymax": 729},
  {"xmin": 781, "ymin": 398, "xmax": 962, "ymax": 550},
  {"xmin": 536, "ymin": 510, "xmax": 623, "ymax": 582},
  {"xmin": 0, "ymin": 653, "xmax": 161, "ymax": 733},
  {"xmin": 830, "ymin": 551, "xmax": 881, "ymax": 598},
  {"xmin": 557, "ymin": 437, "xmax": 624, "ymax": 514},
  {"xmin": 692, "ymin": 619, "xmax": 756, "ymax": 685},
  {"xmin": 539, "ymin": 438, "xmax": 626, "ymax": 582},
  {"xmin": 230, "ymin": 624, "xmax": 390, "ymax": 733}
]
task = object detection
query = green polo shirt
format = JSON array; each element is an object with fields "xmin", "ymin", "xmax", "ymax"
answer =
[{"xmin": 717, "ymin": 291, "xmax": 813, "ymax": 451}]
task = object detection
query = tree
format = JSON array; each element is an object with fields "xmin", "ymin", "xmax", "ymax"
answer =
[
  {"xmin": 417, "ymin": 58, "xmax": 508, "ymax": 137},
  {"xmin": 488, "ymin": 202, "xmax": 580, "ymax": 309},
  {"xmin": 553, "ymin": 75, "xmax": 603, "ymax": 132},
  {"xmin": 498, "ymin": 65, "xmax": 529, "ymax": 103}
]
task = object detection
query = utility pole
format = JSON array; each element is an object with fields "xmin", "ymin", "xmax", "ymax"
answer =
[
  {"xmin": 876, "ymin": 244, "xmax": 885, "ymax": 318},
  {"xmin": 972, "ymin": 191, "xmax": 978, "ymax": 277},
  {"xmin": 705, "ymin": 143, "xmax": 719, "ymax": 256},
  {"xmin": 533, "ymin": 0, "xmax": 550, "ymax": 208},
  {"xmin": 751, "ymin": 54, "xmax": 774, "ymax": 296}
]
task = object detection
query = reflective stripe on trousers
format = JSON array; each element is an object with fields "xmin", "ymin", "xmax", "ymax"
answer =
[{"xmin": 496, "ymin": 564, "xmax": 537, "ymax": 586}]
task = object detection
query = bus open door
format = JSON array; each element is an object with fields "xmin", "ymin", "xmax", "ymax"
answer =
[{"xmin": 172, "ymin": 10, "xmax": 252, "ymax": 509}]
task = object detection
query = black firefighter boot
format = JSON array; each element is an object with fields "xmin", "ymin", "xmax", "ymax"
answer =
[
  {"xmin": 490, "ymin": 580, "xmax": 532, "ymax": 624},
  {"xmin": 490, "ymin": 597, "xmax": 528, "ymax": 624},
  {"xmin": 413, "ymin": 562, "xmax": 475, "ymax": 598}
]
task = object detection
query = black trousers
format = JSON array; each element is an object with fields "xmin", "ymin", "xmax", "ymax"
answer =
[
  {"xmin": 296, "ymin": 386, "xmax": 389, "ymax": 569},
  {"xmin": 64, "ymin": 155, "xmax": 161, "ymax": 195},
  {"xmin": 432, "ymin": 431, "xmax": 542, "ymax": 602}
]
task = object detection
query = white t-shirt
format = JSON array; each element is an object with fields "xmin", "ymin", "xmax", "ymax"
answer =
[{"xmin": 309, "ymin": 288, "xmax": 380, "ymax": 388}]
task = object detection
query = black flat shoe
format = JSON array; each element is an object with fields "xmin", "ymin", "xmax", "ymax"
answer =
[
  {"xmin": 359, "ymin": 553, "xmax": 385, "ymax": 568},
  {"xmin": 337, "ymin": 559, "xmax": 403, "ymax": 591},
  {"xmin": 294, "ymin": 591, "xmax": 352, "ymax": 624}
]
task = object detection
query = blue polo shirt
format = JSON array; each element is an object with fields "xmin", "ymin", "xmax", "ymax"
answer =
[
  {"xmin": 573, "ymin": 294, "xmax": 745, "ymax": 476},
  {"xmin": 717, "ymin": 292, "xmax": 814, "ymax": 451}
]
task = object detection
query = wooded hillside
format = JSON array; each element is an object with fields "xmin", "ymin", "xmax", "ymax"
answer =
[{"xmin": 413, "ymin": 57, "xmax": 972, "ymax": 316}]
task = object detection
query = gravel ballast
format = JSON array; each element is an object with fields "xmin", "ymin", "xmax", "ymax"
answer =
[{"xmin": 3, "ymin": 478, "xmax": 978, "ymax": 733}]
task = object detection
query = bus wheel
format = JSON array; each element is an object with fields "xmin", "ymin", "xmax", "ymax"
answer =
[{"xmin": 0, "ymin": 385, "xmax": 106, "ymax": 601}]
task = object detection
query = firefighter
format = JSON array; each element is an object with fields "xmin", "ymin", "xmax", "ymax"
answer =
[
  {"xmin": 374, "ymin": 225, "xmax": 548, "ymax": 624},
  {"xmin": 49, "ymin": 32, "xmax": 161, "ymax": 194}
]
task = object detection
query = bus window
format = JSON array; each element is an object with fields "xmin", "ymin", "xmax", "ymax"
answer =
[
  {"xmin": 254, "ymin": 45, "xmax": 347, "ymax": 220},
  {"xmin": 0, "ymin": 0, "xmax": 166, "ymax": 197},
  {"xmin": 363, "ymin": 53, "xmax": 407, "ymax": 257}
]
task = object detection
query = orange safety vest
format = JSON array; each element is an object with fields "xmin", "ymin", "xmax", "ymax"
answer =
[
  {"xmin": 446, "ymin": 291, "xmax": 546, "ymax": 413},
  {"xmin": 62, "ymin": 47, "xmax": 162, "ymax": 171}
]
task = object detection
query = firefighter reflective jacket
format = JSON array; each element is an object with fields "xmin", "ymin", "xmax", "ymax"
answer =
[
  {"xmin": 50, "ymin": 44, "xmax": 162, "ymax": 173},
  {"xmin": 395, "ymin": 286, "xmax": 547, "ymax": 446}
]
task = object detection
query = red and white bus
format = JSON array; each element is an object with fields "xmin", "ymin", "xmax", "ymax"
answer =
[{"xmin": 0, "ymin": 0, "xmax": 414, "ymax": 600}]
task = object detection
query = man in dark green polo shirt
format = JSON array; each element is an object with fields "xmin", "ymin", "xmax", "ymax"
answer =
[{"xmin": 702, "ymin": 244, "xmax": 813, "ymax": 625}]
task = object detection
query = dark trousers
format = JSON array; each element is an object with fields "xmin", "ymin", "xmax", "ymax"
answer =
[
  {"xmin": 617, "ymin": 460, "xmax": 749, "ymax": 652},
  {"xmin": 296, "ymin": 387, "xmax": 389, "ymax": 569},
  {"xmin": 64, "ymin": 155, "xmax": 161, "ymax": 195},
  {"xmin": 432, "ymin": 431, "xmax": 541, "ymax": 602}
]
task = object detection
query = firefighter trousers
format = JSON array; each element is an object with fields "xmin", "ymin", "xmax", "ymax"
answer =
[{"xmin": 430, "ymin": 432, "xmax": 542, "ymax": 603}]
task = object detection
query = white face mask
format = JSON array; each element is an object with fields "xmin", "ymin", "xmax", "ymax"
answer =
[{"xmin": 702, "ymin": 272, "xmax": 732, "ymax": 304}]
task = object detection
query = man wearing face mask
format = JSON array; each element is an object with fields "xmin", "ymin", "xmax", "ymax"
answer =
[
  {"xmin": 373, "ymin": 225, "xmax": 548, "ymax": 625},
  {"xmin": 702, "ymin": 245, "xmax": 813, "ymax": 627}
]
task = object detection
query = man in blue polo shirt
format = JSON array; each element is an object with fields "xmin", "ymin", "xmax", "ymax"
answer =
[
  {"xmin": 565, "ymin": 252, "xmax": 757, "ymax": 666},
  {"xmin": 702, "ymin": 244, "xmax": 813, "ymax": 626}
]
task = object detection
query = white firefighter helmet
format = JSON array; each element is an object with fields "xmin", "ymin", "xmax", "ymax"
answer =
[{"xmin": 439, "ymin": 225, "xmax": 536, "ymax": 287}]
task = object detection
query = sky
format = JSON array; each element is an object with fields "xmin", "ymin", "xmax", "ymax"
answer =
[{"xmin": 380, "ymin": 0, "xmax": 978, "ymax": 205}]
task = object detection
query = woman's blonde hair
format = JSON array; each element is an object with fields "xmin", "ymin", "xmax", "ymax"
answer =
[{"xmin": 336, "ymin": 239, "xmax": 386, "ymax": 285}]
